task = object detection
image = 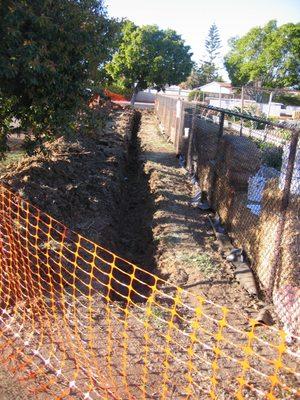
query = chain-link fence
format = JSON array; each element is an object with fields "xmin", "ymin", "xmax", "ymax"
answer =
[{"xmin": 156, "ymin": 95, "xmax": 300, "ymax": 338}]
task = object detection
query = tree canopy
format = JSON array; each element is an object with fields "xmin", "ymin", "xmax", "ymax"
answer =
[
  {"xmin": 224, "ymin": 20, "xmax": 300, "ymax": 88},
  {"xmin": 106, "ymin": 22, "xmax": 193, "ymax": 96},
  {"xmin": 0, "ymin": 0, "xmax": 119, "ymax": 155}
]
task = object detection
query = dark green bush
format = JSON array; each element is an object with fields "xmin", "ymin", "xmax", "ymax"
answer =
[
  {"xmin": 252, "ymin": 139, "xmax": 283, "ymax": 170},
  {"xmin": 0, "ymin": 0, "xmax": 118, "ymax": 157},
  {"xmin": 273, "ymin": 93, "xmax": 300, "ymax": 106}
]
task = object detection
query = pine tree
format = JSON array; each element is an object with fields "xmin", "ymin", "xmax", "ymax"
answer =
[
  {"xmin": 199, "ymin": 23, "xmax": 222, "ymax": 83},
  {"xmin": 205, "ymin": 23, "xmax": 221, "ymax": 64},
  {"xmin": 180, "ymin": 24, "xmax": 222, "ymax": 88}
]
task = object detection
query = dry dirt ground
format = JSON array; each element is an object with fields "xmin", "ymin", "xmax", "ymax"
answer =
[
  {"xmin": 0, "ymin": 110, "xmax": 298, "ymax": 399},
  {"xmin": 139, "ymin": 112, "xmax": 261, "ymax": 313},
  {"xmin": 131, "ymin": 111, "xmax": 298, "ymax": 398}
]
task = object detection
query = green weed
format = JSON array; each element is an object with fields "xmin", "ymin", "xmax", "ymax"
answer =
[
  {"xmin": 0, "ymin": 150, "xmax": 24, "ymax": 172},
  {"xmin": 179, "ymin": 252, "xmax": 217, "ymax": 277}
]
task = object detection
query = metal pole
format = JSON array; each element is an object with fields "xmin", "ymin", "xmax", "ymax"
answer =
[{"xmin": 210, "ymin": 111, "xmax": 225, "ymax": 207}]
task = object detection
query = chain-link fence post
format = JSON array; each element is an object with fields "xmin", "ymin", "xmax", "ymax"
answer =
[
  {"xmin": 210, "ymin": 111, "xmax": 225, "ymax": 207},
  {"xmin": 218, "ymin": 112, "xmax": 225, "ymax": 138}
]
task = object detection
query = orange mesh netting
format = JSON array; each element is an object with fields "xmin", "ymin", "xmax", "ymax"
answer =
[
  {"xmin": 0, "ymin": 184, "xmax": 299, "ymax": 399},
  {"xmin": 104, "ymin": 90, "xmax": 128, "ymax": 102}
]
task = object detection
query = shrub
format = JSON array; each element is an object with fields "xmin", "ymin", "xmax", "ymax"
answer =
[
  {"xmin": 252, "ymin": 139, "xmax": 283, "ymax": 170},
  {"xmin": 188, "ymin": 90, "xmax": 204, "ymax": 101},
  {"xmin": 273, "ymin": 93, "xmax": 300, "ymax": 106},
  {"xmin": 228, "ymin": 106, "xmax": 268, "ymax": 129},
  {"xmin": 0, "ymin": 1, "xmax": 118, "ymax": 157}
]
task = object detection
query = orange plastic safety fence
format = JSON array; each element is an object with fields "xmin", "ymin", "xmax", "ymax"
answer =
[{"xmin": 0, "ymin": 184, "xmax": 299, "ymax": 399}]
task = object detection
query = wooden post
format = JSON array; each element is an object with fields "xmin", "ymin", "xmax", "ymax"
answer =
[
  {"xmin": 187, "ymin": 107, "xmax": 197, "ymax": 174},
  {"xmin": 175, "ymin": 99, "xmax": 185, "ymax": 154},
  {"xmin": 241, "ymin": 86, "xmax": 245, "ymax": 113},
  {"xmin": 266, "ymin": 91, "xmax": 274, "ymax": 119},
  {"xmin": 218, "ymin": 112, "xmax": 225, "ymax": 138}
]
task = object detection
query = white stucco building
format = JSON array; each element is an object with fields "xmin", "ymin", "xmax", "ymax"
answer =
[{"xmin": 197, "ymin": 81, "xmax": 233, "ymax": 95}]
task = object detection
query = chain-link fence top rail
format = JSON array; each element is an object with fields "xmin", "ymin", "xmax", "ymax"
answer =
[
  {"xmin": 0, "ymin": 185, "xmax": 299, "ymax": 399},
  {"xmin": 155, "ymin": 94, "xmax": 299, "ymax": 342}
]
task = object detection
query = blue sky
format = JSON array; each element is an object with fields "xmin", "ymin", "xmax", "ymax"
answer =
[{"xmin": 106, "ymin": 0, "xmax": 300, "ymax": 78}]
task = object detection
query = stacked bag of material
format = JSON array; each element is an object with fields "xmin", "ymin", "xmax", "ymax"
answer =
[
  {"xmin": 247, "ymin": 165, "xmax": 280, "ymax": 215},
  {"xmin": 218, "ymin": 135, "xmax": 261, "ymax": 190}
]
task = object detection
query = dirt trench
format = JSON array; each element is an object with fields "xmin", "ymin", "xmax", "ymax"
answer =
[
  {"xmin": 134, "ymin": 111, "xmax": 266, "ymax": 319},
  {"xmin": 109, "ymin": 109, "xmax": 261, "ymax": 314},
  {"xmin": 116, "ymin": 111, "xmax": 156, "ymax": 271},
  {"xmin": 0, "ymin": 108, "xmax": 264, "ymax": 312}
]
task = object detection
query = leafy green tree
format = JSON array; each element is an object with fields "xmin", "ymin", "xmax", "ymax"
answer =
[
  {"xmin": 0, "ymin": 0, "xmax": 118, "ymax": 156},
  {"xmin": 180, "ymin": 68, "xmax": 202, "ymax": 89},
  {"xmin": 181, "ymin": 64, "xmax": 223, "ymax": 89},
  {"xmin": 274, "ymin": 93, "xmax": 300, "ymax": 106},
  {"xmin": 224, "ymin": 20, "xmax": 300, "ymax": 88},
  {"xmin": 197, "ymin": 62, "xmax": 223, "ymax": 86},
  {"xmin": 106, "ymin": 22, "xmax": 193, "ymax": 103}
]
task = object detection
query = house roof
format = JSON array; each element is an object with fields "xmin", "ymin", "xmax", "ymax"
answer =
[
  {"xmin": 197, "ymin": 81, "xmax": 233, "ymax": 94},
  {"xmin": 219, "ymin": 82, "xmax": 232, "ymax": 88}
]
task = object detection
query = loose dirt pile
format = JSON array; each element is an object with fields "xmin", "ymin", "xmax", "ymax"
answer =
[{"xmin": 0, "ymin": 109, "xmax": 136, "ymax": 254}]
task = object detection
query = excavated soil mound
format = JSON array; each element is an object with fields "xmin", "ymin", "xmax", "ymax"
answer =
[{"xmin": 0, "ymin": 110, "xmax": 136, "ymax": 253}]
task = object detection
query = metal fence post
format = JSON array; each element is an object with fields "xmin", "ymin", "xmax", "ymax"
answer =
[
  {"xmin": 267, "ymin": 127, "xmax": 299, "ymax": 299},
  {"xmin": 210, "ymin": 111, "xmax": 225, "ymax": 207},
  {"xmin": 218, "ymin": 112, "xmax": 225, "ymax": 138}
]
